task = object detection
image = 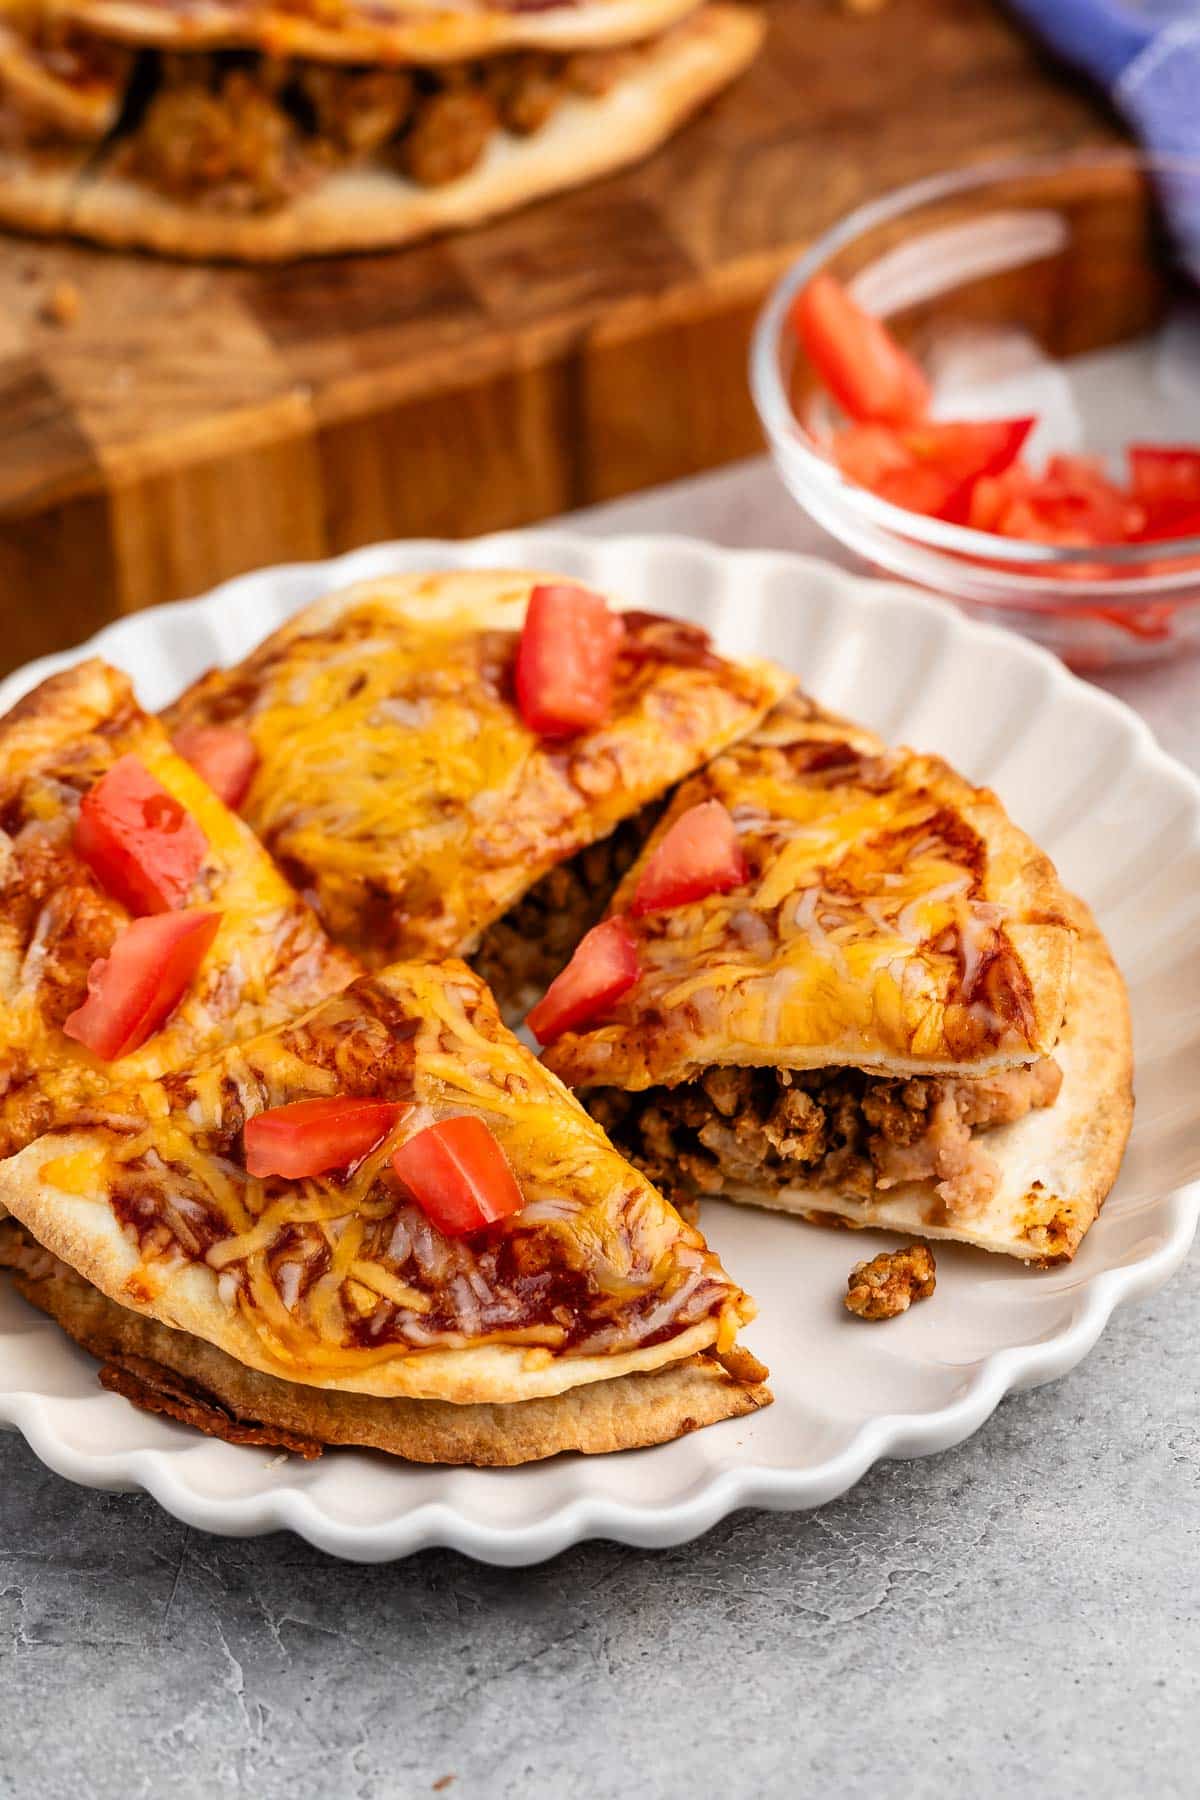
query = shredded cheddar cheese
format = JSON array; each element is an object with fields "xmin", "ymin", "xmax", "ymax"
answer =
[{"xmin": 160, "ymin": 575, "xmax": 791, "ymax": 966}]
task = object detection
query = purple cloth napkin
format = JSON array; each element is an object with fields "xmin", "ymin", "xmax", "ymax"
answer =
[{"xmin": 1008, "ymin": 0, "xmax": 1200, "ymax": 268}]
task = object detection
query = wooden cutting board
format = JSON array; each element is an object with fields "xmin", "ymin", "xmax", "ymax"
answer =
[{"xmin": 0, "ymin": 0, "xmax": 1120, "ymax": 674}]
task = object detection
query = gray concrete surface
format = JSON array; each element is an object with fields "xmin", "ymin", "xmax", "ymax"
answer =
[
  {"xmin": 2, "ymin": 1276, "xmax": 1197, "ymax": 1799},
  {"xmin": 1, "ymin": 463, "xmax": 1197, "ymax": 1799}
]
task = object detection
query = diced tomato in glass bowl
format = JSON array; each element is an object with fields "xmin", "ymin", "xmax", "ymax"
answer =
[{"xmin": 750, "ymin": 149, "xmax": 1200, "ymax": 668}]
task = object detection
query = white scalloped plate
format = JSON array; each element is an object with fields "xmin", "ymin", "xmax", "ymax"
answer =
[{"xmin": 1, "ymin": 533, "xmax": 1197, "ymax": 1565}]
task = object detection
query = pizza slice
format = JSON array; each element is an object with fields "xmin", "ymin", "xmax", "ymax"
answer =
[
  {"xmin": 0, "ymin": 658, "xmax": 359, "ymax": 1161},
  {"xmin": 162, "ymin": 569, "xmax": 790, "ymax": 1016},
  {"xmin": 540, "ymin": 691, "xmax": 1133, "ymax": 1264},
  {"xmin": 0, "ymin": 958, "xmax": 769, "ymax": 1463}
]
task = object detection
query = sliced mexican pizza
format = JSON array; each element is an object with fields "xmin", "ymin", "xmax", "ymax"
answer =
[
  {"xmin": 162, "ymin": 569, "xmax": 790, "ymax": 1016},
  {"xmin": 1, "ymin": 1, "xmax": 762, "ymax": 261},
  {"xmin": 0, "ymin": 657, "xmax": 358, "ymax": 1160},
  {"xmin": 0, "ymin": 958, "xmax": 769, "ymax": 1463},
  {"xmin": 539, "ymin": 691, "xmax": 1133, "ymax": 1264}
]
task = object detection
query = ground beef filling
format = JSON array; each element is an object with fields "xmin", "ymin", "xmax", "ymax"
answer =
[
  {"xmin": 589, "ymin": 1058, "xmax": 1064, "ymax": 1219},
  {"xmin": 104, "ymin": 43, "xmax": 642, "ymax": 209},
  {"xmin": 472, "ymin": 804, "xmax": 659, "ymax": 1021}
]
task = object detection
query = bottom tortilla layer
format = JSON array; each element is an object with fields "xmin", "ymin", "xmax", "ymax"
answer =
[
  {"xmin": 0, "ymin": 6, "xmax": 760, "ymax": 261},
  {"xmin": 0, "ymin": 142, "xmax": 91, "ymax": 236},
  {"xmin": 0, "ymin": 1223, "xmax": 770, "ymax": 1464}
]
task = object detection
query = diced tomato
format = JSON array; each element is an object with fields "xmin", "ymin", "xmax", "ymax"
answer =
[
  {"xmin": 172, "ymin": 724, "xmax": 259, "ymax": 811},
  {"xmin": 832, "ymin": 424, "xmax": 913, "ymax": 490},
  {"xmin": 968, "ymin": 461, "xmax": 1036, "ymax": 532},
  {"xmin": 1129, "ymin": 446, "xmax": 1200, "ymax": 541},
  {"xmin": 1046, "ymin": 453, "xmax": 1108, "ymax": 488},
  {"xmin": 526, "ymin": 915, "xmax": 640, "ymax": 1045},
  {"xmin": 391, "ymin": 1115, "xmax": 524, "ymax": 1238},
  {"xmin": 62, "ymin": 910, "xmax": 221, "ymax": 1061},
  {"xmin": 901, "ymin": 418, "xmax": 1034, "ymax": 486},
  {"xmin": 515, "ymin": 583, "xmax": 625, "ymax": 740},
  {"xmin": 632, "ymin": 799, "xmax": 748, "ymax": 917},
  {"xmin": 997, "ymin": 497, "xmax": 1083, "ymax": 545},
  {"xmin": 1136, "ymin": 508, "xmax": 1200, "ymax": 545},
  {"xmin": 832, "ymin": 418, "xmax": 1034, "ymax": 522},
  {"xmin": 873, "ymin": 464, "xmax": 970, "ymax": 522},
  {"xmin": 998, "ymin": 458, "xmax": 1144, "ymax": 546},
  {"xmin": 792, "ymin": 273, "xmax": 931, "ymax": 426},
  {"xmin": 75, "ymin": 754, "xmax": 208, "ymax": 915},
  {"xmin": 1129, "ymin": 445, "xmax": 1200, "ymax": 507},
  {"xmin": 244, "ymin": 1096, "xmax": 402, "ymax": 1180}
]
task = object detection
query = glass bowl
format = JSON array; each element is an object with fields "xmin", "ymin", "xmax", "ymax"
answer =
[{"xmin": 750, "ymin": 149, "xmax": 1200, "ymax": 669}]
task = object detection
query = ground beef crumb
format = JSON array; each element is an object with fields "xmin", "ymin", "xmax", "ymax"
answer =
[
  {"xmin": 400, "ymin": 85, "xmax": 497, "ymax": 187},
  {"xmin": 484, "ymin": 52, "xmax": 562, "ymax": 136},
  {"xmin": 125, "ymin": 63, "xmax": 316, "ymax": 210},
  {"xmin": 844, "ymin": 1243, "xmax": 936, "ymax": 1320}
]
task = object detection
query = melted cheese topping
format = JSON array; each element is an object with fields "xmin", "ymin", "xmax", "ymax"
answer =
[
  {"xmin": 161, "ymin": 575, "xmax": 790, "ymax": 965},
  {"xmin": 43, "ymin": 962, "xmax": 747, "ymax": 1376},
  {"xmin": 226, "ymin": 605, "xmax": 535, "ymax": 948},
  {"xmin": 545, "ymin": 694, "xmax": 1069, "ymax": 1090},
  {"xmin": 0, "ymin": 664, "xmax": 356, "ymax": 1159}
]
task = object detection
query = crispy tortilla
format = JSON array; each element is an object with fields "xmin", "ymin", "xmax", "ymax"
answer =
[
  {"xmin": 2, "ymin": 1223, "xmax": 769, "ymax": 1462},
  {"xmin": 1, "ymin": 7, "xmax": 762, "ymax": 259},
  {"xmin": 162, "ymin": 568, "xmax": 790, "ymax": 964},
  {"xmin": 0, "ymin": 133, "xmax": 90, "ymax": 232},
  {"xmin": 45, "ymin": 0, "xmax": 712, "ymax": 64},
  {"xmin": 0, "ymin": 958, "xmax": 764, "ymax": 1406}
]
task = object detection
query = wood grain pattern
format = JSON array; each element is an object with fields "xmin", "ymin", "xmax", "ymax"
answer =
[{"xmin": 0, "ymin": 0, "xmax": 1123, "ymax": 669}]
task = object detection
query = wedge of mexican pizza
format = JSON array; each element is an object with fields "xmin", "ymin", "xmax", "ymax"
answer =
[
  {"xmin": 0, "ymin": 958, "xmax": 769, "ymax": 1463},
  {"xmin": 540, "ymin": 691, "xmax": 1133, "ymax": 1264},
  {"xmin": 0, "ymin": 0, "xmax": 762, "ymax": 259},
  {"xmin": 0, "ymin": 657, "xmax": 358, "ymax": 1161},
  {"xmin": 162, "ymin": 568, "xmax": 790, "ymax": 1017}
]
